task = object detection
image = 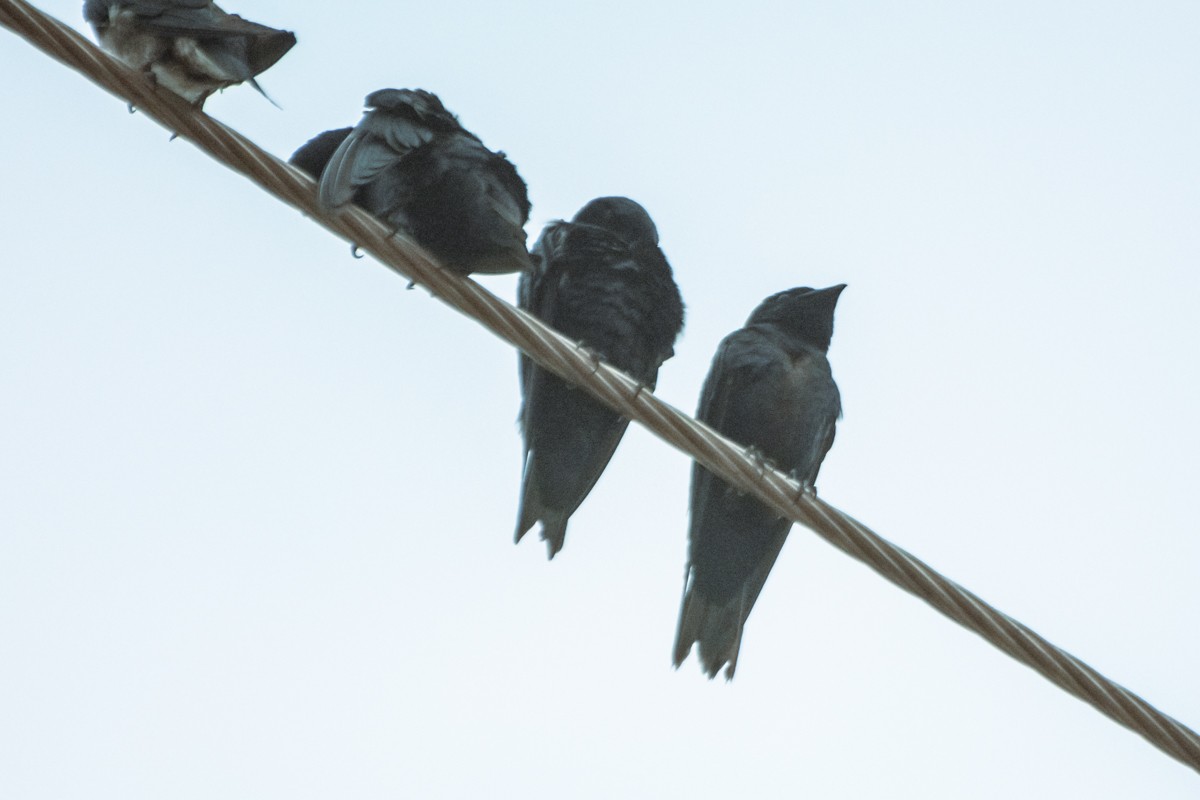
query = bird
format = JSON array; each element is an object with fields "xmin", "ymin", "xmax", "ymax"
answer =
[
  {"xmin": 673, "ymin": 284, "xmax": 845, "ymax": 679},
  {"xmin": 290, "ymin": 89, "xmax": 532, "ymax": 275},
  {"xmin": 515, "ymin": 197, "xmax": 684, "ymax": 558},
  {"xmin": 82, "ymin": 0, "xmax": 295, "ymax": 107}
]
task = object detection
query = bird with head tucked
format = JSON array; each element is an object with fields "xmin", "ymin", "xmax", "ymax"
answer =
[
  {"xmin": 515, "ymin": 197, "xmax": 684, "ymax": 558},
  {"xmin": 291, "ymin": 89, "xmax": 531, "ymax": 276}
]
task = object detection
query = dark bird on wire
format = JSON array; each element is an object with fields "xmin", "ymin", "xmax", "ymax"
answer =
[
  {"xmin": 290, "ymin": 89, "xmax": 532, "ymax": 275},
  {"xmin": 674, "ymin": 284, "xmax": 845, "ymax": 679},
  {"xmin": 515, "ymin": 197, "xmax": 684, "ymax": 558},
  {"xmin": 83, "ymin": 0, "xmax": 295, "ymax": 107}
]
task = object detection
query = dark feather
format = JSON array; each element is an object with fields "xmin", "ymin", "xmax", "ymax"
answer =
[
  {"xmin": 674, "ymin": 285, "xmax": 845, "ymax": 678},
  {"xmin": 307, "ymin": 89, "xmax": 532, "ymax": 275},
  {"xmin": 515, "ymin": 198, "xmax": 684, "ymax": 557}
]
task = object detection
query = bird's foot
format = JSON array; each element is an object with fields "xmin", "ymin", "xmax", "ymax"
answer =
[
  {"xmin": 745, "ymin": 445, "xmax": 769, "ymax": 475},
  {"xmin": 788, "ymin": 470, "xmax": 817, "ymax": 502},
  {"xmin": 575, "ymin": 343, "xmax": 602, "ymax": 375},
  {"xmin": 735, "ymin": 446, "xmax": 772, "ymax": 496}
]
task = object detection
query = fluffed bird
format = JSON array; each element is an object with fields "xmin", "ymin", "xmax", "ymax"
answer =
[
  {"xmin": 515, "ymin": 197, "xmax": 684, "ymax": 558},
  {"xmin": 291, "ymin": 89, "xmax": 531, "ymax": 275},
  {"xmin": 82, "ymin": 0, "xmax": 295, "ymax": 107},
  {"xmin": 673, "ymin": 284, "xmax": 845, "ymax": 679}
]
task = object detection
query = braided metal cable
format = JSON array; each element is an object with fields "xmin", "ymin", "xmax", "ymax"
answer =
[{"xmin": 2, "ymin": 0, "xmax": 1197, "ymax": 774}]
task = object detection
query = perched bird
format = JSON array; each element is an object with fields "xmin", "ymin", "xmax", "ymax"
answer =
[
  {"xmin": 515, "ymin": 197, "xmax": 684, "ymax": 558},
  {"xmin": 83, "ymin": 0, "xmax": 295, "ymax": 107},
  {"xmin": 291, "ymin": 89, "xmax": 532, "ymax": 275},
  {"xmin": 673, "ymin": 284, "xmax": 845, "ymax": 679}
]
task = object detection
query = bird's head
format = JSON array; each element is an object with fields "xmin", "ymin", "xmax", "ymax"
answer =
[
  {"xmin": 572, "ymin": 196, "xmax": 659, "ymax": 247},
  {"xmin": 746, "ymin": 284, "xmax": 847, "ymax": 351}
]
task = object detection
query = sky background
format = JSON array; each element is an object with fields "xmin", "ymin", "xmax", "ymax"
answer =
[{"xmin": 2, "ymin": 1, "xmax": 1199, "ymax": 797}]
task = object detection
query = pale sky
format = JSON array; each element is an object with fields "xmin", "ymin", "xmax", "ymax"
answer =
[{"xmin": 2, "ymin": 1, "xmax": 1198, "ymax": 797}]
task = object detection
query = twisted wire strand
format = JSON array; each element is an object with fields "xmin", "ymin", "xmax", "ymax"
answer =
[{"xmin": 2, "ymin": 0, "xmax": 1197, "ymax": 774}]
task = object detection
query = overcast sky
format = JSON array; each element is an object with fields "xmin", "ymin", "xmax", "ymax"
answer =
[{"xmin": 2, "ymin": 1, "xmax": 1198, "ymax": 797}]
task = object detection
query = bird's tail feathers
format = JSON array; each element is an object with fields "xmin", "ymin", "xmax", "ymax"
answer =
[
  {"xmin": 673, "ymin": 580, "xmax": 746, "ymax": 680},
  {"xmin": 539, "ymin": 515, "xmax": 569, "ymax": 560},
  {"xmin": 247, "ymin": 77, "xmax": 282, "ymax": 108},
  {"xmin": 464, "ymin": 245, "xmax": 533, "ymax": 275},
  {"xmin": 513, "ymin": 462, "xmax": 571, "ymax": 559},
  {"xmin": 514, "ymin": 468, "xmax": 540, "ymax": 545}
]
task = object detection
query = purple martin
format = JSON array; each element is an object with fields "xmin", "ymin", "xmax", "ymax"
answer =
[
  {"xmin": 83, "ymin": 0, "xmax": 295, "ymax": 107},
  {"xmin": 515, "ymin": 197, "xmax": 684, "ymax": 558},
  {"xmin": 673, "ymin": 284, "xmax": 845, "ymax": 679},
  {"xmin": 291, "ymin": 89, "xmax": 532, "ymax": 275}
]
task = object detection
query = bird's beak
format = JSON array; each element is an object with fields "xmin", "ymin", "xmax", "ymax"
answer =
[{"xmin": 811, "ymin": 283, "xmax": 847, "ymax": 303}]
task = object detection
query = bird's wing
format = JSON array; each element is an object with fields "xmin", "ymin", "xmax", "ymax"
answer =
[
  {"xmin": 481, "ymin": 150, "xmax": 532, "ymax": 231},
  {"xmin": 688, "ymin": 329, "xmax": 798, "ymax": 591},
  {"xmin": 518, "ymin": 222, "xmax": 571, "ymax": 403},
  {"xmin": 317, "ymin": 92, "xmax": 446, "ymax": 210},
  {"xmin": 120, "ymin": 0, "xmax": 209, "ymax": 14},
  {"xmin": 783, "ymin": 346, "xmax": 842, "ymax": 485},
  {"xmin": 430, "ymin": 136, "xmax": 530, "ymax": 272},
  {"xmin": 120, "ymin": 1, "xmax": 274, "ymax": 38},
  {"xmin": 690, "ymin": 332, "xmax": 763, "ymax": 535},
  {"xmin": 625, "ymin": 241, "xmax": 684, "ymax": 372}
]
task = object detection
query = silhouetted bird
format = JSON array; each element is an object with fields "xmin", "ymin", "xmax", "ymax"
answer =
[
  {"xmin": 515, "ymin": 197, "xmax": 684, "ymax": 557},
  {"xmin": 291, "ymin": 89, "xmax": 531, "ymax": 275},
  {"xmin": 83, "ymin": 0, "xmax": 295, "ymax": 107},
  {"xmin": 674, "ymin": 284, "xmax": 845, "ymax": 679}
]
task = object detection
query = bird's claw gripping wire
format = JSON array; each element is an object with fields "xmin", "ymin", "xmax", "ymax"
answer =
[
  {"xmin": 788, "ymin": 470, "xmax": 817, "ymax": 503},
  {"xmin": 575, "ymin": 343, "xmax": 602, "ymax": 375}
]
